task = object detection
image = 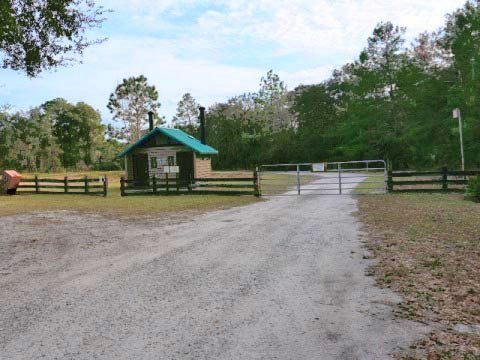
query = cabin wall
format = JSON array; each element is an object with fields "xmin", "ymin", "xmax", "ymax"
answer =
[
  {"xmin": 194, "ymin": 154, "xmax": 212, "ymax": 178},
  {"xmin": 126, "ymin": 146, "xmax": 193, "ymax": 179},
  {"xmin": 125, "ymin": 153, "xmax": 133, "ymax": 180},
  {"xmin": 145, "ymin": 147, "xmax": 180, "ymax": 178}
]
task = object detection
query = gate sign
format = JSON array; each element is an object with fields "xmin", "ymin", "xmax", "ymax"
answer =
[
  {"xmin": 312, "ymin": 163, "xmax": 326, "ymax": 172},
  {"xmin": 164, "ymin": 166, "xmax": 179, "ymax": 174},
  {"xmin": 453, "ymin": 108, "xmax": 461, "ymax": 119}
]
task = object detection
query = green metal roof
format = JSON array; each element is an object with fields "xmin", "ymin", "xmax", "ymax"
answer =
[{"xmin": 117, "ymin": 127, "xmax": 219, "ymax": 158}]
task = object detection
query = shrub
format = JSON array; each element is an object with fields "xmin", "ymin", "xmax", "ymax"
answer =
[
  {"xmin": 93, "ymin": 162, "xmax": 122, "ymax": 171},
  {"xmin": 466, "ymin": 176, "xmax": 480, "ymax": 201}
]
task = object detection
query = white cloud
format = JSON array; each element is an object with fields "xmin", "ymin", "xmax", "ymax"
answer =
[
  {"xmin": 1, "ymin": 37, "xmax": 264, "ymax": 122},
  {"xmin": 192, "ymin": 0, "xmax": 466, "ymax": 58}
]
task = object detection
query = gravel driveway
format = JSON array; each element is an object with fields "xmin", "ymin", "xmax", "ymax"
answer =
[{"xmin": 0, "ymin": 192, "xmax": 428, "ymax": 359}]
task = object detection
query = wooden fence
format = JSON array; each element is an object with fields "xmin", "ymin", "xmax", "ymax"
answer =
[
  {"xmin": 16, "ymin": 175, "xmax": 108, "ymax": 196},
  {"xmin": 121, "ymin": 172, "xmax": 259, "ymax": 197},
  {"xmin": 387, "ymin": 168, "xmax": 480, "ymax": 193}
]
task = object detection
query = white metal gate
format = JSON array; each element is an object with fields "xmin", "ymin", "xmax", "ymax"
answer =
[{"xmin": 258, "ymin": 160, "xmax": 387, "ymax": 196}]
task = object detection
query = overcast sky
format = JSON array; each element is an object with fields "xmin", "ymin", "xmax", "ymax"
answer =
[{"xmin": 0, "ymin": 0, "xmax": 467, "ymax": 124}]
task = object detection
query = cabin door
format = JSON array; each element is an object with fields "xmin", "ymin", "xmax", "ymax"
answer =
[
  {"xmin": 132, "ymin": 153, "xmax": 149, "ymax": 183},
  {"xmin": 177, "ymin": 152, "xmax": 194, "ymax": 181}
]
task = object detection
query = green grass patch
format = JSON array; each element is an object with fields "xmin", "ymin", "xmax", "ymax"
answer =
[
  {"xmin": 351, "ymin": 174, "xmax": 386, "ymax": 194},
  {"xmin": 1, "ymin": 171, "xmax": 259, "ymax": 218},
  {"xmin": 259, "ymin": 172, "xmax": 316, "ymax": 195}
]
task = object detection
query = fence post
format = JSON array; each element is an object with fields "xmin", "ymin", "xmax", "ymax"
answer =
[
  {"xmin": 34, "ymin": 175, "xmax": 39, "ymax": 193},
  {"xmin": 120, "ymin": 177, "xmax": 126, "ymax": 197},
  {"xmin": 64, "ymin": 176, "xmax": 68, "ymax": 193},
  {"xmin": 166, "ymin": 173, "xmax": 169, "ymax": 195},
  {"xmin": 103, "ymin": 175, "xmax": 108, "ymax": 197},
  {"xmin": 442, "ymin": 166, "xmax": 448, "ymax": 192},
  {"xmin": 84, "ymin": 176, "xmax": 89, "ymax": 194},
  {"xmin": 152, "ymin": 176, "xmax": 157, "ymax": 194},
  {"xmin": 387, "ymin": 170, "xmax": 393, "ymax": 193},
  {"xmin": 338, "ymin": 163, "xmax": 342, "ymax": 195},
  {"xmin": 254, "ymin": 168, "xmax": 260, "ymax": 197},
  {"xmin": 176, "ymin": 174, "xmax": 180, "ymax": 194},
  {"xmin": 296, "ymin": 164, "xmax": 301, "ymax": 195}
]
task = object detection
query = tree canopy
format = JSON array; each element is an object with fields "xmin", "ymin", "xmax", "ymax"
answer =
[
  {"xmin": 172, "ymin": 93, "xmax": 201, "ymax": 135},
  {"xmin": 0, "ymin": 98, "xmax": 123, "ymax": 172},
  {"xmin": 107, "ymin": 75, "xmax": 162, "ymax": 143},
  {"xmin": 0, "ymin": 0, "xmax": 107, "ymax": 77}
]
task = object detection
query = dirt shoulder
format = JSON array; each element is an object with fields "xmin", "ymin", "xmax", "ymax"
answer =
[{"xmin": 357, "ymin": 193, "xmax": 480, "ymax": 359}]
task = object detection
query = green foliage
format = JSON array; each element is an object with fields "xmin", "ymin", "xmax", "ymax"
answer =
[
  {"xmin": 43, "ymin": 98, "xmax": 103, "ymax": 168},
  {"xmin": 107, "ymin": 75, "xmax": 161, "ymax": 142},
  {"xmin": 172, "ymin": 93, "xmax": 200, "ymax": 134},
  {"xmin": 466, "ymin": 176, "xmax": 480, "ymax": 201},
  {"xmin": 0, "ymin": 98, "xmax": 123, "ymax": 173},
  {"xmin": 93, "ymin": 162, "xmax": 122, "ymax": 171},
  {"xmin": 0, "ymin": 0, "xmax": 107, "ymax": 77}
]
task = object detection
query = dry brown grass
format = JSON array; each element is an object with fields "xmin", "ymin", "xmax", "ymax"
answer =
[
  {"xmin": 211, "ymin": 170, "xmax": 253, "ymax": 178},
  {"xmin": 358, "ymin": 193, "xmax": 480, "ymax": 359}
]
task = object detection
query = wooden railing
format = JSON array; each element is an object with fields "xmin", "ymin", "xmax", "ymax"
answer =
[
  {"xmin": 121, "ymin": 172, "xmax": 259, "ymax": 197},
  {"xmin": 17, "ymin": 175, "xmax": 108, "ymax": 196},
  {"xmin": 387, "ymin": 168, "xmax": 480, "ymax": 193}
]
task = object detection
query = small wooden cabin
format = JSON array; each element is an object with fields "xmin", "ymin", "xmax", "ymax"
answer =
[{"xmin": 118, "ymin": 127, "xmax": 218, "ymax": 183}]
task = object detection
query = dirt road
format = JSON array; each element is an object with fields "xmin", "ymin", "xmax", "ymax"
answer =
[{"xmin": 0, "ymin": 193, "xmax": 427, "ymax": 359}]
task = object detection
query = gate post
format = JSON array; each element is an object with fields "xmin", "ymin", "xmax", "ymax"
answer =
[
  {"xmin": 103, "ymin": 175, "xmax": 108, "ymax": 197},
  {"xmin": 442, "ymin": 166, "xmax": 448, "ymax": 192},
  {"xmin": 338, "ymin": 163, "xmax": 342, "ymax": 195},
  {"xmin": 253, "ymin": 168, "xmax": 260, "ymax": 197},
  {"xmin": 152, "ymin": 176, "xmax": 157, "ymax": 194},
  {"xmin": 34, "ymin": 175, "xmax": 39, "ymax": 193},
  {"xmin": 387, "ymin": 170, "xmax": 393, "ymax": 193},
  {"xmin": 296, "ymin": 165, "xmax": 301, "ymax": 195},
  {"xmin": 120, "ymin": 177, "xmax": 126, "ymax": 197}
]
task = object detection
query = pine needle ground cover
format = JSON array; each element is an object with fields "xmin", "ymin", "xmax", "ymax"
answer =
[{"xmin": 358, "ymin": 194, "xmax": 480, "ymax": 359}]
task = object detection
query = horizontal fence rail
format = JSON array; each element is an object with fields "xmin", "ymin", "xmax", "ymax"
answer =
[
  {"xmin": 387, "ymin": 167, "xmax": 479, "ymax": 193},
  {"xmin": 16, "ymin": 175, "xmax": 108, "ymax": 196},
  {"xmin": 120, "ymin": 173, "xmax": 259, "ymax": 197}
]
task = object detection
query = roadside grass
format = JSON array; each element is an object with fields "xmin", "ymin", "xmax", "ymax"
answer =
[
  {"xmin": 0, "ymin": 170, "xmax": 258, "ymax": 218},
  {"xmin": 358, "ymin": 193, "xmax": 480, "ymax": 359},
  {"xmin": 351, "ymin": 173, "xmax": 386, "ymax": 194},
  {"xmin": 258, "ymin": 172, "xmax": 317, "ymax": 195}
]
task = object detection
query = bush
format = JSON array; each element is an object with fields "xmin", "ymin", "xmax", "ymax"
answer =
[
  {"xmin": 93, "ymin": 162, "xmax": 122, "ymax": 171},
  {"xmin": 466, "ymin": 176, "xmax": 480, "ymax": 201}
]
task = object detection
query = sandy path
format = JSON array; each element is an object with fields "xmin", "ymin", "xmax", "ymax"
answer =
[{"xmin": 0, "ymin": 193, "xmax": 427, "ymax": 359}]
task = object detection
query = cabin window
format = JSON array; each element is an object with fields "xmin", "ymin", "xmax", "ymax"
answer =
[
  {"xmin": 167, "ymin": 156, "xmax": 175, "ymax": 166},
  {"xmin": 150, "ymin": 156, "xmax": 158, "ymax": 169}
]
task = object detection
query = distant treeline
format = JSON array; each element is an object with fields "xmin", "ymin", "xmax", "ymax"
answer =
[
  {"xmin": 0, "ymin": 99, "xmax": 123, "ymax": 172},
  {"xmin": 203, "ymin": 2, "xmax": 480, "ymax": 171}
]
